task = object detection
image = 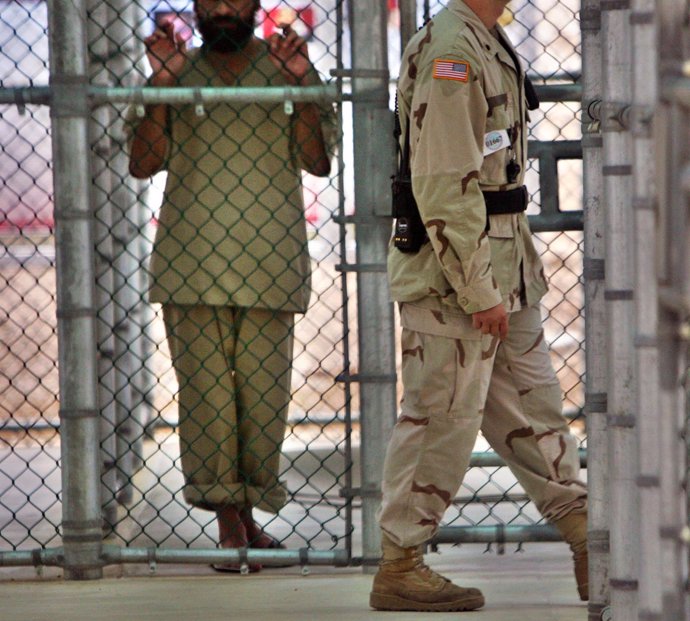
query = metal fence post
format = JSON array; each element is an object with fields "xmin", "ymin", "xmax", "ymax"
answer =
[
  {"xmin": 87, "ymin": 0, "xmax": 120, "ymax": 532},
  {"xmin": 124, "ymin": 0, "xmax": 158, "ymax": 465},
  {"xmin": 601, "ymin": 1, "xmax": 638, "ymax": 617},
  {"xmin": 349, "ymin": 0, "xmax": 398, "ymax": 569},
  {"xmin": 658, "ymin": 2, "xmax": 690, "ymax": 617},
  {"xmin": 581, "ymin": 2, "xmax": 610, "ymax": 618},
  {"xmin": 107, "ymin": 0, "xmax": 150, "ymax": 505},
  {"xmin": 48, "ymin": 0, "xmax": 103, "ymax": 580},
  {"xmin": 657, "ymin": 97, "xmax": 690, "ymax": 621},
  {"xmin": 631, "ymin": 1, "xmax": 663, "ymax": 618}
]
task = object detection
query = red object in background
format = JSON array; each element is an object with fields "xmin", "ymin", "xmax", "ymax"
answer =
[
  {"xmin": 261, "ymin": 4, "xmax": 314, "ymax": 40},
  {"xmin": 0, "ymin": 199, "xmax": 54, "ymax": 232},
  {"xmin": 303, "ymin": 184, "xmax": 319, "ymax": 225}
]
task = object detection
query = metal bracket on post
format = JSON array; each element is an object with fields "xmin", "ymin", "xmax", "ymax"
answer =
[
  {"xmin": 583, "ymin": 99, "xmax": 603, "ymax": 135},
  {"xmin": 586, "ymin": 99, "xmax": 633, "ymax": 132},
  {"xmin": 193, "ymin": 87, "xmax": 205, "ymax": 117},
  {"xmin": 134, "ymin": 86, "xmax": 146, "ymax": 118},
  {"xmin": 582, "ymin": 99, "xmax": 601, "ymax": 138},
  {"xmin": 13, "ymin": 88, "xmax": 26, "ymax": 115},
  {"xmin": 601, "ymin": 101, "xmax": 632, "ymax": 132}
]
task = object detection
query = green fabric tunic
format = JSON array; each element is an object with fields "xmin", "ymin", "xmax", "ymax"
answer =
[
  {"xmin": 125, "ymin": 43, "xmax": 336, "ymax": 512},
  {"xmin": 131, "ymin": 44, "xmax": 335, "ymax": 313}
]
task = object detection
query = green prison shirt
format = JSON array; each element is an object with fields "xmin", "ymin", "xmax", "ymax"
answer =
[
  {"xmin": 127, "ymin": 44, "xmax": 336, "ymax": 313},
  {"xmin": 388, "ymin": 0, "xmax": 548, "ymax": 316}
]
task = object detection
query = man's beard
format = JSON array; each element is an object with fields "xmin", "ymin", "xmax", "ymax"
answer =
[{"xmin": 197, "ymin": 14, "xmax": 256, "ymax": 53}]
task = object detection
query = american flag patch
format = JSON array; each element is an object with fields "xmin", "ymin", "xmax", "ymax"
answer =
[{"xmin": 432, "ymin": 59, "xmax": 470, "ymax": 82}]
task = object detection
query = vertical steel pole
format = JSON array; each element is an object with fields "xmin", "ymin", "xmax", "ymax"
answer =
[
  {"xmin": 631, "ymin": 1, "xmax": 662, "ymax": 619},
  {"xmin": 48, "ymin": 0, "xmax": 103, "ymax": 580},
  {"xmin": 108, "ymin": 0, "xmax": 149, "ymax": 505},
  {"xmin": 334, "ymin": 0, "xmax": 356, "ymax": 561},
  {"xmin": 349, "ymin": 0, "xmax": 397, "ymax": 570},
  {"xmin": 601, "ymin": 1, "xmax": 638, "ymax": 617},
  {"xmin": 581, "ymin": 2, "xmax": 609, "ymax": 618},
  {"xmin": 658, "ymin": 3, "xmax": 690, "ymax": 617},
  {"xmin": 127, "ymin": 2, "xmax": 158, "ymax": 455},
  {"xmin": 658, "ymin": 100, "xmax": 690, "ymax": 621},
  {"xmin": 87, "ymin": 0, "xmax": 120, "ymax": 531}
]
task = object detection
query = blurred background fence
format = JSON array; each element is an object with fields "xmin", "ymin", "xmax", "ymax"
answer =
[{"xmin": 0, "ymin": 0, "xmax": 585, "ymax": 573}]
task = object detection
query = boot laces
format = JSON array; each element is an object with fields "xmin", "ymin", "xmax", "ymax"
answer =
[{"xmin": 412, "ymin": 554, "xmax": 451, "ymax": 585}]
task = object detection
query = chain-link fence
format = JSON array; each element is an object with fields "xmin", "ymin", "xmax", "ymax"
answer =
[{"xmin": 1, "ymin": 0, "xmax": 585, "ymax": 574}]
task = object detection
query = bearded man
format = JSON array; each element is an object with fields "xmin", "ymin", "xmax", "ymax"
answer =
[{"xmin": 127, "ymin": 0, "xmax": 335, "ymax": 571}]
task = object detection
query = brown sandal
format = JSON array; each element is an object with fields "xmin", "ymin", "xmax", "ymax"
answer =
[{"xmin": 213, "ymin": 505, "xmax": 263, "ymax": 573}]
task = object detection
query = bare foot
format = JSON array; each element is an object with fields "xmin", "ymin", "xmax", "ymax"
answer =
[
  {"xmin": 213, "ymin": 505, "xmax": 261, "ymax": 573},
  {"xmin": 240, "ymin": 506, "xmax": 285, "ymax": 549}
]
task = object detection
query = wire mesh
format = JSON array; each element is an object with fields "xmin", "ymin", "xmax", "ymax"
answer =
[
  {"xmin": 1, "ymin": 0, "xmax": 585, "ymax": 567},
  {"xmin": 91, "ymin": 0, "xmax": 350, "ymax": 556}
]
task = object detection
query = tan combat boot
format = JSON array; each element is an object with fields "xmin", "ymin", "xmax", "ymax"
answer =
[
  {"xmin": 554, "ymin": 511, "xmax": 588, "ymax": 601},
  {"xmin": 369, "ymin": 535, "xmax": 485, "ymax": 612}
]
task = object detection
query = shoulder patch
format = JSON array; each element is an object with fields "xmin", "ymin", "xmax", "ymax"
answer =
[{"xmin": 432, "ymin": 59, "xmax": 470, "ymax": 83}]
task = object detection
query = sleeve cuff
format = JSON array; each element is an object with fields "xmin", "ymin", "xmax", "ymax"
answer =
[{"xmin": 456, "ymin": 274, "xmax": 503, "ymax": 314}]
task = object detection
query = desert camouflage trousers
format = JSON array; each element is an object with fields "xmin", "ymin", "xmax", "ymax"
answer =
[
  {"xmin": 378, "ymin": 298, "xmax": 587, "ymax": 548},
  {"xmin": 163, "ymin": 304, "xmax": 294, "ymax": 513}
]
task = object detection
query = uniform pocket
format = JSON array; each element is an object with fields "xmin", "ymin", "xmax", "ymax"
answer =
[{"xmin": 400, "ymin": 298, "xmax": 480, "ymax": 340}]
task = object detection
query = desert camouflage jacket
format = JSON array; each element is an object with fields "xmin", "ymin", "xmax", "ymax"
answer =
[{"xmin": 388, "ymin": 0, "xmax": 548, "ymax": 316}]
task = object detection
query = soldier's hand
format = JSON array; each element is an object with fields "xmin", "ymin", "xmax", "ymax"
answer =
[
  {"xmin": 145, "ymin": 18, "xmax": 188, "ymax": 86},
  {"xmin": 472, "ymin": 303, "xmax": 508, "ymax": 340}
]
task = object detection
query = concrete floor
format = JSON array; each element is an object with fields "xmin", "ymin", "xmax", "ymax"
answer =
[
  {"xmin": 1, "ymin": 543, "xmax": 586, "ymax": 621},
  {"xmin": 1, "ymin": 426, "xmax": 588, "ymax": 620}
]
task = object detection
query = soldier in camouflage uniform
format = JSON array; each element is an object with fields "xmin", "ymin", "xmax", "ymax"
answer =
[
  {"xmin": 370, "ymin": 0, "xmax": 588, "ymax": 611},
  {"xmin": 127, "ymin": 0, "xmax": 335, "ymax": 570}
]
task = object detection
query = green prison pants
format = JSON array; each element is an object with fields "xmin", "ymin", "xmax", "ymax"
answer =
[
  {"xmin": 162, "ymin": 304, "xmax": 294, "ymax": 513},
  {"xmin": 378, "ymin": 300, "xmax": 587, "ymax": 548}
]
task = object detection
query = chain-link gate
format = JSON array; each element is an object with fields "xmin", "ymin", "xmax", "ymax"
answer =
[{"xmin": 1, "ymin": 0, "xmax": 586, "ymax": 576}]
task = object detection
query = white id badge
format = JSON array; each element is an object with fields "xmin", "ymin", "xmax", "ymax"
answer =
[{"xmin": 483, "ymin": 129, "xmax": 510, "ymax": 156}]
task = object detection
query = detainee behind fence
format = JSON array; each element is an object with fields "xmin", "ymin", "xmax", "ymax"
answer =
[{"xmin": 126, "ymin": 0, "xmax": 336, "ymax": 572}]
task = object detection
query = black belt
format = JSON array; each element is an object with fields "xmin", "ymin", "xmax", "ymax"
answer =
[{"xmin": 482, "ymin": 186, "xmax": 528, "ymax": 216}]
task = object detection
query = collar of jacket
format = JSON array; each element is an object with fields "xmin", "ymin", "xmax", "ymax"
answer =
[{"xmin": 447, "ymin": 0, "xmax": 522, "ymax": 75}]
